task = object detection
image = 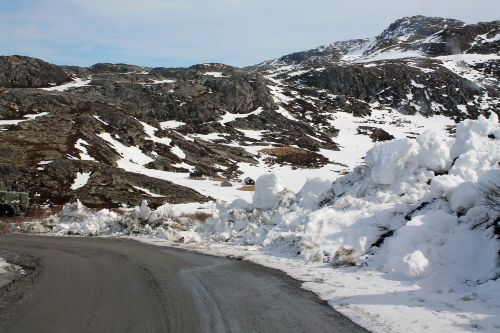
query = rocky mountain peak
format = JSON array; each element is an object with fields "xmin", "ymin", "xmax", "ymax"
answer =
[{"xmin": 378, "ymin": 15, "xmax": 464, "ymax": 41}]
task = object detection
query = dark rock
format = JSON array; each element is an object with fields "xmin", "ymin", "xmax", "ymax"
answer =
[
  {"xmin": 357, "ymin": 126, "xmax": 395, "ymax": 142},
  {"xmin": 0, "ymin": 56, "xmax": 71, "ymax": 88}
]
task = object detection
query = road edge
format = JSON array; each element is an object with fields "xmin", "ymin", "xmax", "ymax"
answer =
[{"xmin": 0, "ymin": 250, "xmax": 41, "ymax": 330}]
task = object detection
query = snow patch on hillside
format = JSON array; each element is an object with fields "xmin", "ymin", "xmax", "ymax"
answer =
[
  {"xmin": 70, "ymin": 172, "xmax": 91, "ymax": 190},
  {"xmin": 140, "ymin": 121, "xmax": 172, "ymax": 146},
  {"xmin": 0, "ymin": 112, "xmax": 49, "ymax": 129},
  {"xmin": 41, "ymin": 78, "xmax": 91, "ymax": 91},
  {"xmin": 219, "ymin": 107, "xmax": 264, "ymax": 124},
  {"xmin": 160, "ymin": 120, "xmax": 185, "ymax": 129},
  {"xmin": 75, "ymin": 139, "xmax": 96, "ymax": 161},
  {"xmin": 203, "ymin": 72, "xmax": 229, "ymax": 78}
]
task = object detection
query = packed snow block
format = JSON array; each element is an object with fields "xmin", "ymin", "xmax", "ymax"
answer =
[
  {"xmin": 139, "ymin": 200, "xmax": 151, "ymax": 222},
  {"xmin": 450, "ymin": 113, "xmax": 500, "ymax": 159},
  {"xmin": 332, "ymin": 246, "xmax": 357, "ymax": 266},
  {"xmin": 297, "ymin": 178, "xmax": 332, "ymax": 209},
  {"xmin": 416, "ymin": 129, "xmax": 452, "ymax": 172},
  {"xmin": 365, "ymin": 138, "xmax": 418, "ymax": 185},
  {"xmin": 253, "ymin": 174, "xmax": 284, "ymax": 210}
]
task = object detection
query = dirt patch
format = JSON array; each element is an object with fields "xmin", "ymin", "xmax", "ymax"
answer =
[
  {"xmin": 179, "ymin": 211, "xmax": 212, "ymax": 223},
  {"xmin": 0, "ymin": 206, "xmax": 63, "ymax": 233}
]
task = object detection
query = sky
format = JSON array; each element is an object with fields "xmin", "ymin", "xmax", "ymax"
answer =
[{"xmin": 0, "ymin": 0, "xmax": 498, "ymax": 68}]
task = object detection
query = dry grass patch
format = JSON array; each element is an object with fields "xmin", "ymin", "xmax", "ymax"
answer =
[
  {"xmin": 238, "ymin": 185, "xmax": 256, "ymax": 191},
  {"xmin": 0, "ymin": 206, "xmax": 63, "ymax": 233}
]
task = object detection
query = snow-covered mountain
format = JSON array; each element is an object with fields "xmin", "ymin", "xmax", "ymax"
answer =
[{"xmin": 0, "ymin": 15, "xmax": 498, "ymax": 209}]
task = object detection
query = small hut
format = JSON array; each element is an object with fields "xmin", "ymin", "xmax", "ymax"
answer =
[{"xmin": 244, "ymin": 177, "xmax": 255, "ymax": 185}]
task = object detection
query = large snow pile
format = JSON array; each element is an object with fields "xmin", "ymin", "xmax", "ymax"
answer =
[
  {"xmin": 202, "ymin": 114, "xmax": 499, "ymax": 283},
  {"xmin": 32, "ymin": 114, "xmax": 499, "ymax": 333}
]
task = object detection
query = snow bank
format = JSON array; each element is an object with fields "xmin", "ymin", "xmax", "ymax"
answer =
[
  {"xmin": 49, "ymin": 201, "xmax": 122, "ymax": 235},
  {"xmin": 37, "ymin": 200, "xmax": 203, "ymax": 244}
]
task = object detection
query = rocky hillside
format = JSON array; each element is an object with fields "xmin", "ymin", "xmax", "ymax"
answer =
[{"xmin": 0, "ymin": 16, "xmax": 498, "ymax": 208}]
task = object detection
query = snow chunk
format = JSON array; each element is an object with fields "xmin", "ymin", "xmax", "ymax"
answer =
[
  {"xmin": 402, "ymin": 250, "xmax": 430, "ymax": 278},
  {"xmin": 297, "ymin": 178, "xmax": 332, "ymax": 209},
  {"xmin": 449, "ymin": 182, "xmax": 477, "ymax": 213},
  {"xmin": 416, "ymin": 129, "xmax": 451, "ymax": 172},
  {"xmin": 451, "ymin": 113, "xmax": 499, "ymax": 159},
  {"xmin": 253, "ymin": 174, "xmax": 284, "ymax": 210},
  {"xmin": 365, "ymin": 139, "xmax": 418, "ymax": 185},
  {"xmin": 50, "ymin": 201, "xmax": 120, "ymax": 236}
]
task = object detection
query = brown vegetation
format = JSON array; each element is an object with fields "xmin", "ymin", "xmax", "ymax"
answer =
[
  {"xmin": 0, "ymin": 206, "xmax": 63, "ymax": 233},
  {"xmin": 259, "ymin": 146, "xmax": 328, "ymax": 167},
  {"xmin": 238, "ymin": 185, "xmax": 256, "ymax": 191},
  {"xmin": 259, "ymin": 146, "xmax": 310, "ymax": 157}
]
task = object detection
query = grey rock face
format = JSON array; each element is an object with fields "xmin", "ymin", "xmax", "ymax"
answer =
[
  {"xmin": 0, "ymin": 55, "xmax": 71, "ymax": 88},
  {"xmin": 295, "ymin": 62, "xmax": 485, "ymax": 119}
]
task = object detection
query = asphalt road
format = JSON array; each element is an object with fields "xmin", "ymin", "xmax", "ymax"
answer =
[{"xmin": 0, "ymin": 234, "xmax": 369, "ymax": 333}]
